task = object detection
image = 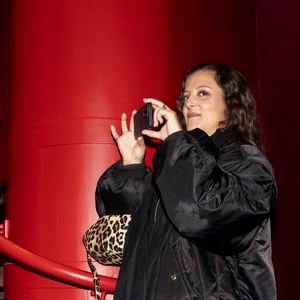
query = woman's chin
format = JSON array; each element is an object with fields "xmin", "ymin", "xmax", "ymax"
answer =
[
  {"xmin": 186, "ymin": 124, "xmax": 218, "ymax": 136},
  {"xmin": 186, "ymin": 124, "xmax": 202, "ymax": 131}
]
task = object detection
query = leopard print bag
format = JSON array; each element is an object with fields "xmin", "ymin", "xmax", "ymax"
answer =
[{"xmin": 83, "ymin": 214, "xmax": 132, "ymax": 299}]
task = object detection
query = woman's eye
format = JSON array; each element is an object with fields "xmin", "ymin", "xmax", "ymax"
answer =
[
  {"xmin": 182, "ymin": 95, "xmax": 189, "ymax": 101},
  {"xmin": 198, "ymin": 91, "xmax": 208, "ymax": 97}
]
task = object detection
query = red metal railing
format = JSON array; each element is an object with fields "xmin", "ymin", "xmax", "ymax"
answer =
[{"xmin": 0, "ymin": 235, "xmax": 117, "ymax": 299}]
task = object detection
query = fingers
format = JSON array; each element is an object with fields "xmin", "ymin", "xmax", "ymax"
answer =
[
  {"xmin": 111, "ymin": 103, "xmax": 169, "ymax": 143},
  {"xmin": 129, "ymin": 110, "xmax": 136, "ymax": 132},
  {"xmin": 143, "ymin": 98, "xmax": 165, "ymax": 108},
  {"xmin": 110, "ymin": 124, "xmax": 119, "ymax": 141},
  {"xmin": 121, "ymin": 113, "xmax": 129, "ymax": 133},
  {"xmin": 111, "ymin": 111, "xmax": 136, "ymax": 142},
  {"xmin": 121, "ymin": 111, "xmax": 137, "ymax": 133},
  {"xmin": 141, "ymin": 129, "xmax": 161, "ymax": 139},
  {"xmin": 156, "ymin": 105, "xmax": 167, "ymax": 125},
  {"xmin": 144, "ymin": 98, "xmax": 169, "ymax": 127}
]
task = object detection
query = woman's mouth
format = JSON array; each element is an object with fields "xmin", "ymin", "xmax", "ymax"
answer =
[{"xmin": 187, "ymin": 112, "xmax": 201, "ymax": 118}]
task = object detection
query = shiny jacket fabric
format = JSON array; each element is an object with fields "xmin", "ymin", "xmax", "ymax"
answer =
[{"xmin": 96, "ymin": 129, "xmax": 277, "ymax": 300}]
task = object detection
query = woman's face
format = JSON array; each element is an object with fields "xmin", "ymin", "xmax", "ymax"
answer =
[{"xmin": 182, "ymin": 69, "xmax": 226, "ymax": 135}]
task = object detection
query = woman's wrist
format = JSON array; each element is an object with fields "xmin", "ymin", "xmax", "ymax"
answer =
[{"xmin": 122, "ymin": 159, "xmax": 143, "ymax": 166}]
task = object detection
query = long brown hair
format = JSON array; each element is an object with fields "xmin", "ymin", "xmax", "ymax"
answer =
[{"xmin": 177, "ymin": 63, "xmax": 263, "ymax": 150}]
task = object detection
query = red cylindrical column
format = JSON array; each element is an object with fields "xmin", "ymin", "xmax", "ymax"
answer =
[{"xmin": 5, "ymin": 0, "xmax": 258, "ymax": 299}]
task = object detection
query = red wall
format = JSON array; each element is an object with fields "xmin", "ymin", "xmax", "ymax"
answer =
[
  {"xmin": 3, "ymin": 0, "xmax": 258, "ymax": 299},
  {"xmin": 257, "ymin": 1, "xmax": 300, "ymax": 298}
]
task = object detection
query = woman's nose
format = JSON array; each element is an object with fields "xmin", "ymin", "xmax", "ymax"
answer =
[{"xmin": 184, "ymin": 96, "xmax": 197, "ymax": 108}]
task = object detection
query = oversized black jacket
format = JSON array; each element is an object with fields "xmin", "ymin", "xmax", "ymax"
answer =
[{"xmin": 96, "ymin": 129, "xmax": 277, "ymax": 299}]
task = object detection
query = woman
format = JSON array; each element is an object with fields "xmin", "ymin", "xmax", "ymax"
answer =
[{"xmin": 96, "ymin": 63, "xmax": 277, "ymax": 299}]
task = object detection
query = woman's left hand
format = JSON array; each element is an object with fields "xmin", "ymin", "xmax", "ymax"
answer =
[{"xmin": 142, "ymin": 98, "xmax": 182, "ymax": 141}]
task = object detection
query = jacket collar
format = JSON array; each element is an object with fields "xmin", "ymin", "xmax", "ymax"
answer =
[{"xmin": 188, "ymin": 128, "xmax": 225, "ymax": 153}]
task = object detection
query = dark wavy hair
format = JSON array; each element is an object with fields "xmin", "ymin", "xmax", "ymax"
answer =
[{"xmin": 177, "ymin": 63, "xmax": 263, "ymax": 151}]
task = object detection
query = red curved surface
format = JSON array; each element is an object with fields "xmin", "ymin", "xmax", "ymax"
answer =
[{"xmin": 0, "ymin": 235, "xmax": 117, "ymax": 293}]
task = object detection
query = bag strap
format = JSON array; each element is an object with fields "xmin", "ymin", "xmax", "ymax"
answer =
[{"xmin": 86, "ymin": 252, "xmax": 101, "ymax": 300}]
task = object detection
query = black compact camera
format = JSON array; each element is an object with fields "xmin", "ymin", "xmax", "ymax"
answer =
[{"xmin": 134, "ymin": 103, "xmax": 153, "ymax": 139}]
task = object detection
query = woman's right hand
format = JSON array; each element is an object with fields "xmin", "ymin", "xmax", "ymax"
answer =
[
  {"xmin": 110, "ymin": 111, "xmax": 146, "ymax": 165},
  {"xmin": 142, "ymin": 98, "xmax": 182, "ymax": 141}
]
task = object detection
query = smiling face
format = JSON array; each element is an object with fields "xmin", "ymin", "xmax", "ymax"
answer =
[{"xmin": 182, "ymin": 69, "xmax": 227, "ymax": 135}]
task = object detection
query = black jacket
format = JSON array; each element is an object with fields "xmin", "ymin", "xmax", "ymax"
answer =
[{"xmin": 96, "ymin": 129, "xmax": 277, "ymax": 299}]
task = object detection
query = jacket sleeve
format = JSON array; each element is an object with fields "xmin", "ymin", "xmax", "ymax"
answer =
[
  {"xmin": 153, "ymin": 129, "xmax": 277, "ymax": 255},
  {"xmin": 95, "ymin": 160, "xmax": 152, "ymax": 217}
]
